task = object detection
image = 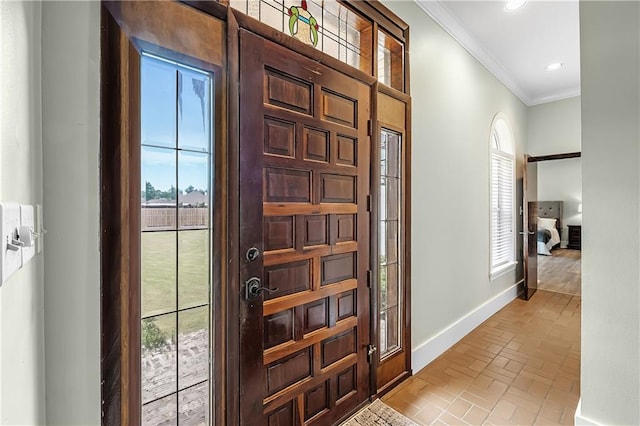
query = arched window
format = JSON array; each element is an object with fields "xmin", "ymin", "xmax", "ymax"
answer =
[{"xmin": 490, "ymin": 115, "xmax": 516, "ymax": 279}]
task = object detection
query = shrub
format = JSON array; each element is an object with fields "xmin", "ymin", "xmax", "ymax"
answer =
[{"xmin": 142, "ymin": 318, "xmax": 167, "ymax": 350}]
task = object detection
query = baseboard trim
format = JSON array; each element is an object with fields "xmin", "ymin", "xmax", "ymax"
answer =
[
  {"xmin": 411, "ymin": 281, "xmax": 522, "ymax": 373},
  {"xmin": 575, "ymin": 399, "xmax": 601, "ymax": 425}
]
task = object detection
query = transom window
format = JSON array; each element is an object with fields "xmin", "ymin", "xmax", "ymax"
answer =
[
  {"xmin": 229, "ymin": 0, "xmax": 370, "ymax": 71},
  {"xmin": 490, "ymin": 115, "xmax": 516, "ymax": 279}
]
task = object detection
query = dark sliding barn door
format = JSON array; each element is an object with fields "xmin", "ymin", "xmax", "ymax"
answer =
[{"xmin": 238, "ymin": 30, "xmax": 372, "ymax": 425}]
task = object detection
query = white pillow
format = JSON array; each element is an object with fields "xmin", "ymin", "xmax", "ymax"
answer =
[{"xmin": 538, "ymin": 217, "xmax": 557, "ymax": 230}]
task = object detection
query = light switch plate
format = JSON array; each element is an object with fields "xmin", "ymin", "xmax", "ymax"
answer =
[
  {"xmin": 1, "ymin": 202, "xmax": 23, "ymax": 285},
  {"xmin": 20, "ymin": 205, "xmax": 36, "ymax": 265}
]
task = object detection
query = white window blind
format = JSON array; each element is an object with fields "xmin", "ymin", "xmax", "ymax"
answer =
[{"xmin": 490, "ymin": 130, "xmax": 515, "ymax": 275}]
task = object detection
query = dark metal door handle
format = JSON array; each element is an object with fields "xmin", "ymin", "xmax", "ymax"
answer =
[{"xmin": 245, "ymin": 277, "xmax": 278, "ymax": 301}]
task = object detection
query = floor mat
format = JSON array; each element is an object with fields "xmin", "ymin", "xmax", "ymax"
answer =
[{"xmin": 341, "ymin": 399, "xmax": 418, "ymax": 426}]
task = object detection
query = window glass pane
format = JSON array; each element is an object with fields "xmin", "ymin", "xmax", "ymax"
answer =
[
  {"xmin": 379, "ymin": 129, "xmax": 402, "ymax": 360},
  {"xmin": 379, "ymin": 216, "xmax": 387, "ymax": 264},
  {"xmin": 386, "ymin": 177, "xmax": 399, "ymax": 221},
  {"xmin": 377, "ymin": 30, "xmax": 404, "ymax": 91},
  {"xmin": 142, "ymin": 313, "xmax": 177, "ymax": 404},
  {"xmin": 142, "ymin": 146, "xmax": 177, "ymax": 232},
  {"xmin": 386, "ymin": 132, "xmax": 400, "ymax": 178},
  {"xmin": 380, "ymin": 132, "xmax": 388, "ymax": 176},
  {"xmin": 178, "ymin": 230, "xmax": 210, "ymax": 310},
  {"xmin": 178, "ymin": 68, "xmax": 211, "ymax": 152},
  {"xmin": 178, "ymin": 151, "xmax": 210, "ymax": 230},
  {"xmin": 386, "ymin": 307, "xmax": 399, "ymax": 352},
  {"xmin": 178, "ymin": 306, "xmax": 209, "ymax": 389},
  {"xmin": 230, "ymin": 0, "xmax": 371, "ymax": 72},
  {"xmin": 379, "ymin": 265, "xmax": 387, "ymax": 310},
  {"xmin": 142, "ymin": 231, "xmax": 177, "ymax": 318},
  {"xmin": 262, "ymin": 0, "xmax": 285, "ymax": 32},
  {"xmin": 142, "ymin": 58, "xmax": 177, "ymax": 149},
  {"xmin": 179, "ymin": 382, "xmax": 210, "ymax": 425},
  {"xmin": 378, "ymin": 43, "xmax": 391, "ymax": 87},
  {"xmin": 141, "ymin": 53, "xmax": 213, "ymax": 425},
  {"xmin": 386, "ymin": 221, "xmax": 398, "ymax": 264},
  {"xmin": 490, "ymin": 117, "xmax": 515, "ymax": 273},
  {"xmin": 143, "ymin": 393, "xmax": 178, "ymax": 426},
  {"xmin": 386, "ymin": 263, "xmax": 398, "ymax": 308},
  {"xmin": 379, "ymin": 310, "xmax": 387, "ymax": 354},
  {"xmin": 379, "ymin": 177, "xmax": 387, "ymax": 222}
]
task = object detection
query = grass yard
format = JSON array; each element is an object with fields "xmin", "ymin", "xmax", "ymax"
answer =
[{"xmin": 141, "ymin": 230, "xmax": 210, "ymax": 342}]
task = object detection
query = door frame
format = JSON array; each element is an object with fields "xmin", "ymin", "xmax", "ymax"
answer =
[
  {"xmin": 100, "ymin": 2, "xmax": 411, "ymax": 425},
  {"xmin": 100, "ymin": 2, "xmax": 227, "ymax": 424},
  {"xmin": 524, "ymin": 151, "xmax": 582, "ymax": 301},
  {"xmin": 523, "ymin": 154, "xmax": 537, "ymax": 300},
  {"xmin": 371, "ymin": 84, "xmax": 413, "ymax": 396}
]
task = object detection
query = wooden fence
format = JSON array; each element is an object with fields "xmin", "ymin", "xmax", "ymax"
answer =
[{"xmin": 142, "ymin": 207, "xmax": 209, "ymax": 231}]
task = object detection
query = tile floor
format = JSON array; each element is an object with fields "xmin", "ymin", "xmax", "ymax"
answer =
[
  {"xmin": 538, "ymin": 249, "xmax": 581, "ymax": 296},
  {"xmin": 383, "ymin": 290, "xmax": 581, "ymax": 425}
]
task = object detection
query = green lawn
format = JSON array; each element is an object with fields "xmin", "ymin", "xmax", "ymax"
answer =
[{"xmin": 141, "ymin": 230, "xmax": 210, "ymax": 345}]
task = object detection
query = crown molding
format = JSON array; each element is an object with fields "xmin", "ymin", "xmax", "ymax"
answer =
[
  {"xmin": 414, "ymin": 0, "xmax": 536, "ymax": 105},
  {"xmin": 528, "ymin": 87, "xmax": 581, "ymax": 106}
]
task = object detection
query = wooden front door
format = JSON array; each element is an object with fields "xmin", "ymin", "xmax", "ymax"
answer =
[{"xmin": 238, "ymin": 30, "xmax": 372, "ymax": 424}]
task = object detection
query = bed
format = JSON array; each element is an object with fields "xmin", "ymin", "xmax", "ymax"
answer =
[{"xmin": 536, "ymin": 201, "xmax": 563, "ymax": 256}]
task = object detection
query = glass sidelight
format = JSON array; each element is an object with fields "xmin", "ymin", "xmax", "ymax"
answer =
[
  {"xmin": 140, "ymin": 54, "xmax": 213, "ymax": 425},
  {"xmin": 379, "ymin": 128, "xmax": 402, "ymax": 359}
]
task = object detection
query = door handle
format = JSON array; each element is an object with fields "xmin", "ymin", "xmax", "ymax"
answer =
[
  {"xmin": 245, "ymin": 277, "xmax": 278, "ymax": 301},
  {"xmin": 519, "ymin": 231, "xmax": 535, "ymax": 235}
]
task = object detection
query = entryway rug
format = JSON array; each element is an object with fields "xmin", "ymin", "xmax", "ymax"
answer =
[{"xmin": 340, "ymin": 399, "xmax": 418, "ymax": 426}]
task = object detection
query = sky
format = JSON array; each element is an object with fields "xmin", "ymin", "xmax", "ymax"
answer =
[{"xmin": 141, "ymin": 55, "xmax": 212, "ymax": 195}]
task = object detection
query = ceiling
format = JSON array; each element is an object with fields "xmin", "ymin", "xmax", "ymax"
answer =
[{"xmin": 414, "ymin": 0, "xmax": 580, "ymax": 106}]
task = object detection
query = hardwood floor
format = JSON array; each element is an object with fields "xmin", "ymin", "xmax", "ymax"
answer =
[
  {"xmin": 383, "ymin": 291, "xmax": 580, "ymax": 425},
  {"xmin": 538, "ymin": 249, "xmax": 581, "ymax": 296}
]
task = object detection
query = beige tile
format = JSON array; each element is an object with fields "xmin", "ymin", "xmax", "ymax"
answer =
[
  {"xmin": 484, "ymin": 411, "xmax": 512, "ymax": 426},
  {"xmin": 385, "ymin": 393, "xmax": 421, "ymax": 418},
  {"xmin": 491, "ymin": 399, "xmax": 518, "ymax": 420},
  {"xmin": 463, "ymin": 405, "xmax": 490, "ymax": 425},
  {"xmin": 385, "ymin": 290, "xmax": 580, "ymax": 426},
  {"xmin": 458, "ymin": 391, "xmax": 496, "ymax": 412},
  {"xmin": 511, "ymin": 406, "xmax": 538, "ymax": 425},
  {"xmin": 437, "ymin": 410, "xmax": 470, "ymax": 425},
  {"xmin": 471, "ymin": 374, "xmax": 494, "ymax": 390},
  {"xmin": 447, "ymin": 398, "xmax": 472, "ymax": 419},
  {"xmin": 537, "ymin": 400, "xmax": 564, "ymax": 423},
  {"xmin": 417, "ymin": 391, "xmax": 452, "ymax": 410},
  {"xmin": 414, "ymin": 400, "xmax": 443, "ymax": 425},
  {"xmin": 469, "ymin": 359, "xmax": 490, "ymax": 373},
  {"xmin": 534, "ymin": 414, "xmax": 563, "ymax": 426},
  {"xmin": 505, "ymin": 359, "xmax": 524, "ymax": 374}
]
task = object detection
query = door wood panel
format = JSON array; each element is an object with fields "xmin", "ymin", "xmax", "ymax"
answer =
[{"xmin": 239, "ymin": 30, "xmax": 371, "ymax": 425}]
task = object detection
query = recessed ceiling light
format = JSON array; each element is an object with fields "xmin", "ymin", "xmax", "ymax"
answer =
[
  {"xmin": 504, "ymin": 0, "xmax": 527, "ymax": 11},
  {"xmin": 545, "ymin": 62, "xmax": 563, "ymax": 71}
]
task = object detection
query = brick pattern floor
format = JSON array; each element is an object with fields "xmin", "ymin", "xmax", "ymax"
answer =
[{"xmin": 383, "ymin": 290, "xmax": 580, "ymax": 425}]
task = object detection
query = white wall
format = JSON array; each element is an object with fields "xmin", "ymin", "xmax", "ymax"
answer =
[
  {"xmin": 0, "ymin": 1, "xmax": 46, "ymax": 424},
  {"xmin": 528, "ymin": 96, "xmax": 581, "ymax": 155},
  {"xmin": 382, "ymin": 1, "xmax": 528, "ymax": 372},
  {"xmin": 41, "ymin": 2, "xmax": 101, "ymax": 424},
  {"xmin": 578, "ymin": 2, "xmax": 640, "ymax": 425},
  {"xmin": 527, "ymin": 97, "xmax": 582, "ymax": 246}
]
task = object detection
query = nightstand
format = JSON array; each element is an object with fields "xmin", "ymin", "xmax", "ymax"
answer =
[{"xmin": 567, "ymin": 225, "xmax": 581, "ymax": 250}]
